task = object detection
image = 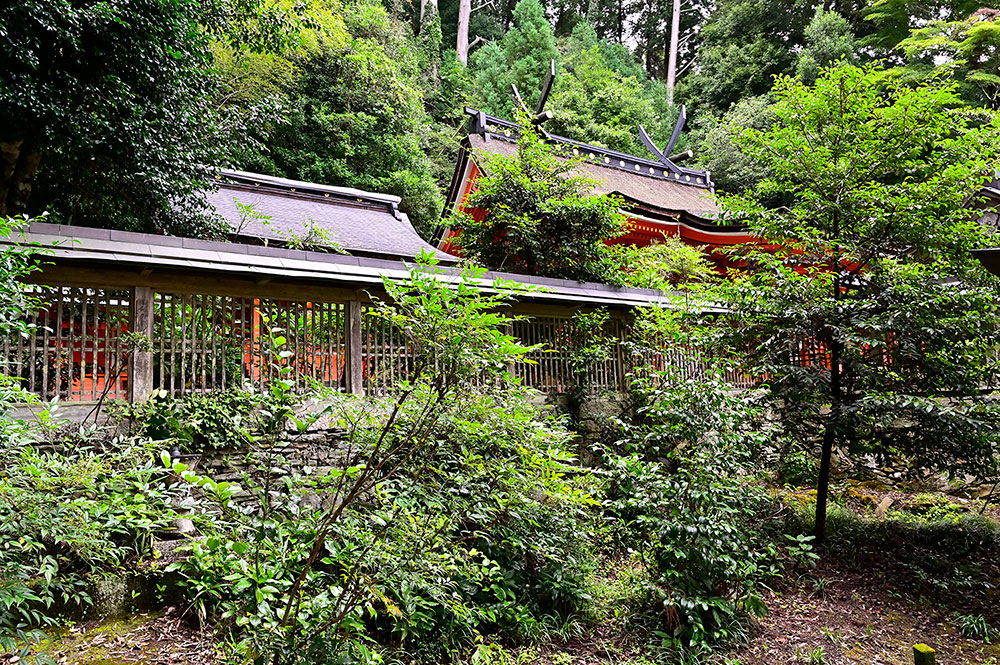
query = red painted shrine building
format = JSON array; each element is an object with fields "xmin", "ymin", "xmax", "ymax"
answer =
[{"xmin": 437, "ymin": 109, "xmax": 754, "ymax": 263}]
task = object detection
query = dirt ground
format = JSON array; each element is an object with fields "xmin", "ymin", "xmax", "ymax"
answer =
[
  {"xmin": 2, "ymin": 611, "xmax": 220, "ymax": 665},
  {"xmin": 726, "ymin": 558, "xmax": 1000, "ymax": 665}
]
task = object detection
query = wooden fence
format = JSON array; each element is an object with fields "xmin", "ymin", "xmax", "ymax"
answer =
[{"xmin": 2, "ymin": 284, "xmax": 757, "ymax": 403}]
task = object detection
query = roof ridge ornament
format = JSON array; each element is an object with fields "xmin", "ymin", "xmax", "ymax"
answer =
[
  {"xmin": 510, "ymin": 59, "xmax": 557, "ymax": 139},
  {"xmin": 638, "ymin": 105, "xmax": 688, "ymax": 175}
]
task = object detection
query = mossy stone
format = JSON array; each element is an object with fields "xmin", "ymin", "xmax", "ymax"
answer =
[{"xmin": 913, "ymin": 643, "xmax": 936, "ymax": 665}]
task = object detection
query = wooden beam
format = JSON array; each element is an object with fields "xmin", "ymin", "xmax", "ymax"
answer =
[{"xmin": 23, "ymin": 264, "xmax": 374, "ymax": 303}]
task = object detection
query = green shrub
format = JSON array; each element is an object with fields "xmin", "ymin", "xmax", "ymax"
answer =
[
  {"xmin": 163, "ymin": 257, "xmax": 598, "ymax": 664},
  {"xmin": 604, "ymin": 371, "xmax": 782, "ymax": 648},
  {"xmin": 777, "ymin": 449, "xmax": 818, "ymax": 487},
  {"xmin": 0, "ymin": 436, "xmax": 184, "ymax": 658},
  {"xmin": 113, "ymin": 388, "xmax": 281, "ymax": 452}
]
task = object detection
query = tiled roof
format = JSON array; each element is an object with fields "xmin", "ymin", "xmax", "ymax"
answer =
[
  {"xmin": 208, "ymin": 170, "xmax": 451, "ymax": 262},
  {"xmin": 467, "ymin": 134, "xmax": 720, "ymax": 220}
]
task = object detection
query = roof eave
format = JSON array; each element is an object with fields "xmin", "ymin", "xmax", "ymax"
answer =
[{"xmin": 11, "ymin": 224, "xmax": 695, "ymax": 310}]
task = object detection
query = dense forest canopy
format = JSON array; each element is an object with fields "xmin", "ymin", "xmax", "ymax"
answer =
[{"xmin": 3, "ymin": 0, "xmax": 996, "ymax": 241}]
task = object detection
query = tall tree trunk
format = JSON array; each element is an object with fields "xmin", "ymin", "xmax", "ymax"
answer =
[
  {"xmin": 666, "ymin": 0, "xmax": 681, "ymax": 105},
  {"xmin": 815, "ymin": 241, "xmax": 843, "ymax": 545},
  {"xmin": 417, "ymin": 0, "xmax": 438, "ymax": 36},
  {"xmin": 644, "ymin": 21, "xmax": 655, "ymax": 78},
  {"xmin": 616, "ymin": 0, "xmax": 623, "ymax": 42},
  {"xmin": 0, "ymin": 139, "xmax": 23, "ymax": 217},
  {"xmin": 457, "ymin": 0, "xmax": 471, "ymax": 65},
  {"xmin": 814, "ymin": 369, "xmax": 839, "ymax": 544},
  {"xmin": 9, "ymin": 146, "xmax": 42, "ymax": 216},
  {"xmin": 0, "ymin": 139, "xmax": 41, "ymax": 218}
]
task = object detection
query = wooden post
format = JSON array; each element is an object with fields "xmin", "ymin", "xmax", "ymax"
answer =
[
  {"xmin": 913, "ymin": 644, "xmax": 935, "ymax": 665},
  {"xmin": 129, "ymin": 286, "xmax": 155, "ymax": 402},
  {"xmin": 345, "ymin": 300, "xmax": 364, "ymax": 396}
]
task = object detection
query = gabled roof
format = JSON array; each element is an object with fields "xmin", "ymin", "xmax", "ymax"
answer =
[
  {"xmin": 465, "ymin": 134, "xmax": 720, "ymax": 221},
  {"xmin": 449, "ymin": 110, "xmax": 720, "ymax": 221},
  {"xmin": 209, "ymin": 169, "xmax": 452, "ymax": 263}
]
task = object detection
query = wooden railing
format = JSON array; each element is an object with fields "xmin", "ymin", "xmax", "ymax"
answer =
[{"xmin": 2, "ymin": 284, "xmax": 758, "ymax": 403}]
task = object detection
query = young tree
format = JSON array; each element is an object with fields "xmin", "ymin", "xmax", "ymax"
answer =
[
  {"xmin": 680, "ymin": 0, "xmax": 813, "ymax": 115},
  {"xmin": 898, "ymin": 8, "xmax": 1000, "ymax": 110},
  {"xmin": 449, "ymin": 114, "xmax": 626, "ymax": 283},
  {"xmin": 238, "ymin": 0, "xmax": 445, "ymax": 239},
  {"xmin": 693, "ymin": 94, "xmax": 775, "ymax": 195},
  {"xmin": 715, "ymin": 64, "xmax": 1000, "ymax": 541},
  {"xmin": 548, "ymin": 43, "xmax": 659, "ymax": 154},
  {"xmin": 795, "ymin": 8, "xmax": 857, "ymax": 84}
]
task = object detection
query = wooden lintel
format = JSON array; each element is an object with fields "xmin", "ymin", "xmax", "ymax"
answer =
[{"xmin": 23, "ymin": 263, "xmax": 375, "ymax": 303}]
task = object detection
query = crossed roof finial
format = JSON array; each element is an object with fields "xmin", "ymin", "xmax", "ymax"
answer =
[
  {"xmin": 638, "ymin": 105, "xmax": 690, "ymax": 174},
  {"xmin": 510, "ymin": 59, "xmax": 556, "ymax": 139}
]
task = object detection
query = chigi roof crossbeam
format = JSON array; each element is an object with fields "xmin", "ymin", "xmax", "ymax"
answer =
[
  {"xmin": 465, "ymin": 58, "xmax": 714, "ymax": 191},
  {"xmin": 465, "ymin": 109, "xmax": 714, "ymax": 190}
]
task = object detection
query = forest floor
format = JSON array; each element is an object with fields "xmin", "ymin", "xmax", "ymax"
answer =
[
  {"xmin": 5, "ymin": 612, "xmax": 220, "ymax": 665},
  {"xmin": 6, "ymin": 489, "xmax": 999, "ymax": 665},
  {"xmin": 722, "ymin": 557, "xmax": 1000, "ymax": 665},
  {"xmin": 534, "ymin": 487, "xmax": 1000, "ymax": 665},
  {"xmin": 533, "ymin": 556, "xmax": 1000, "ymax": 664}
]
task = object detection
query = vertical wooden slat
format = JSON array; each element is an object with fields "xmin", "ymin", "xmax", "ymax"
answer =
[
  {"xmin": 15, "ymin": 290, "xmax": 25, "ymax": 395},
  {"xmin": 170, "ymin": 295, "xmax": 178, "ymax": 396},
  {"xmin": 200, "ymin": 295, "xmax": 208, "ymax": 392},
  {"xmin": 100, "ymin": 290, "xmax": 110, "ymax": 399},
  {"xmin": 90, "ymin": 289, "xmax": 99, "ymax": 401},
  {"xmin": 54, "ymin": 288, "xmax": 64, "ymax": 399},
  {"xmin": 77, "ymin": 288, "xmax": 86, "ymax": 401},
  {"xmin": 26, "ymin": 291, "xmax": 37, "ymax": 396},
  {"xmin": 321, "ymin": 302, "xmax": 329, "ymax": 387},
  {"xmin": 338, "ymin": 303, "xmax": 346, "ymax": 390}
]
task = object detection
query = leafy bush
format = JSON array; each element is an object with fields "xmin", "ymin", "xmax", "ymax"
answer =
[
  {"xmin": 163, "ymin": 257, "xmax": 598, "ymax": 663},
  {"xmin": 777, "ymin": 449, "xmax": 818, "ymax": 487},
  {"xmin": 450, "ymin": 113, "xmax": 627, "ymax": 284},
  {"xmin": 113, "ymin": 388, "xmax": 283, "ymax": 452},
  {"xmin": 603, "ymin": 371, "xmax": 783, "ymax": 648},
  {"xmin": 0, "ymin": 436, "xmax": 184, "ymax": 658}
]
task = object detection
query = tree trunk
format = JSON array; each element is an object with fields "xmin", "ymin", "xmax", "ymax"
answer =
[
  {"xmin": 814, "ymin": 408, "xmax": 836, "ymax": 544},
  {"xmin": 0, "ymin": 139, "xmax": 23, "ymax": 217},
  {"xmin": 815, "ymin": 250, "xmax": 843, "ymax": 545},
  {"xmin": 9, "ymin": 146, "xmax": 42, "ymax": 216},
  {"xmin": 616, "ymin": 0, "xmax": 623, "ymax": 42},
  {"xmin": 0, "ymin": 139, "xmax": 41, "ymax": 218},
  {"xmin": 417, "ymin": 0, "xmax": 438, "ymax": 36},
  {"xmin": 666, "ymin": 0, "xmax": 681, "ymax": 105},
  {"xmin": 457, "ymin": 0, "xmax": 471, "ymax": 65}
]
